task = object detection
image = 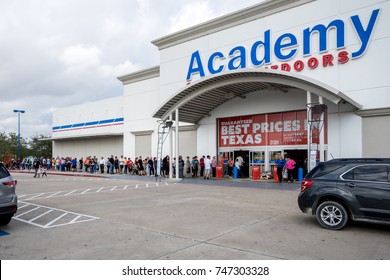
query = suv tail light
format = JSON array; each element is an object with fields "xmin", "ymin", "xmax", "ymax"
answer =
[
  {"xmin": 300, "ymin": 179, "xmax": 312, "ymax": 192},
  {"xmin": 2, "ymin": 180, "xmax": 17, "ymax": 187}
]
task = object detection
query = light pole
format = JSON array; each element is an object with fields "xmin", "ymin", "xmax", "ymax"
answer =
[{"xmin": 13, "ymin": 109, "xmax": 25, "ymax": 159}]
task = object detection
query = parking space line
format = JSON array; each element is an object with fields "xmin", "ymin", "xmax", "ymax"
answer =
[
  {"xmin": 13, "ymin": 201, "xmax": 100, "ymax": 229},
  {"xmin": 70, "ymin": 215, "xmax": 81, "ymax": 223},
  {"xmin": 44, "ymin": 213, "xmax": 68, "ymax": 227},
  {"xmin": 25, "ymin": 193, "xmax": 46, "ymax": 200},
  {"xmin": 64, "ymin": 190, "xmax": 78, "ymax": 196},
  {"xmin": 45, "ymin": 191, "xmax": 63, "ymax": 198},
  {"xmin": 14, "ymin": 206, "xmax": 40, "ymax": 218},
  {"xmin": 18, "ymin": 182, "xmax": 171, "ymax": 202},
  {"xmin": 80, "ymin": 188, "xmax": 91, "ymax": 194},
  {"xmin": 17, "ymin": 203, "xmax": 30, "ymax": 209},
  {"xmin": 28, "ymin": 209, "xmax": 53, "ymax": 222}
]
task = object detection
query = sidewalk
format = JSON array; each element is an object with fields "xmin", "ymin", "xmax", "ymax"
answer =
[
  {"xmin": 10, "ymin": 169, "xmax": 301, "ymax": 190},
  {"xmin": 11, "ymin": 169, "xmax": 105, "ymax": 178}
]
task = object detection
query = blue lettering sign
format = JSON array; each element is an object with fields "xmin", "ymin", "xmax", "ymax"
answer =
[
  {"xmin": 350, "ymin": 8, "xmax": 380, "ymax": 58},
  {"xmin": 228, "ymin": 46, "xmax": 246, "ymax": 70},
  {"xmin": 274, "ymin": 33, "xmax": 298, "ymax": 61},
  {"xmin": 303, "ymin": 19, "xmax": 345, "ymax": 56},
  {"xmin": 208, "ymin": 52, "xmax": 225, "ymax": 74},
  {"xmin": 186, "ymin": 50, "xmax": 205, "ymax": 80},
  {"xmin": 250, "ymin": 29, "xmax": 271, "ymax": 66}
]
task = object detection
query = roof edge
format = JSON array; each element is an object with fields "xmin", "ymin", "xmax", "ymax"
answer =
[
  {"xmin": 151, "ymin": 0, "xmax": 314, "ymax": 50},
  {"xmin": 356, "ymin": 107, "xmax": 390, "ymax": 117},
  {"xmin": 117, "ymin": 66, "xmax": 160, "ymax": 85}
]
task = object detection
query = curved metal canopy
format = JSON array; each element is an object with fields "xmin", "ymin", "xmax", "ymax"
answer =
[{"xmin": 153, "ymin": 69, "xmax": 361, "ymax": 124}]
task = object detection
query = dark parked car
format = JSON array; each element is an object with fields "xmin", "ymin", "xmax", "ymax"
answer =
[
  {"xmin": 0, "ymin": 162, "xmax": 17, "ymax": 226},
  {"xmin": 298, "ymin": 158, "xmax": 390, "ymax": 230}
]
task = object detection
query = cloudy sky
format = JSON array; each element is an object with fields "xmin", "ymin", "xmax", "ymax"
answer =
[{"xmin": 0, "ymin": 0, "xmax": 262, "ymax": 139}]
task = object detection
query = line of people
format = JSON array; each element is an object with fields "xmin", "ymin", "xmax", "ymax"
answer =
[{"xmin": 13, "ymin": 154, "xmax": 223, "ymax": 179}]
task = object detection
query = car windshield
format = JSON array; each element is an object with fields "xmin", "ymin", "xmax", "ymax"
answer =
[{"xmin": 308, "ymin": 163, "xmax": 346, "ymax": 178}]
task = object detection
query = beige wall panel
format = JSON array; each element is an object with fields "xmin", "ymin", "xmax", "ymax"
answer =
[{"xmin": 362, "ymin": 116, "xmax": 390, "ymax": 157}]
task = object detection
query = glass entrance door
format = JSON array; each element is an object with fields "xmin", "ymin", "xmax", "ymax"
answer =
[{"xmin": 251, "ymin": 151, "xmax": 265, "ymax": 177}]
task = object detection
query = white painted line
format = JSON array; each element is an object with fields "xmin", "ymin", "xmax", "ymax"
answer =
[
  {"xmin": 17, "ymin": 203, "xmax": 30, "ymax": 209},
  {"xmin": 80, "ymin": 188, "xmax": 91, "ymax": 194},
  {"xmin": 110, "ymin": 186, "xmax": 118, "ymax": 191},
  {"xmin": 24, "ymin": 193, "xmax": 45, "ymax": 200},
  {"xmin": 96, "ymin": 187, "xmax": 104, "ymax": 192},
  {"xmin": 124, "ymin": 185, "xmax": 128, "ymax": 190},
  {"xmin": 13, "ymin": 201, "xmax": 100, "ymax": 228},
  {"xmin": 64, "ymin": 190, "xmax": 78, "ymax": 196},
  {"xmin": 70, "ymin": 215, "xmax": 81, "ymax": 223},
  {"xmin": 45, "ymin": 191, "xmax": 63, "ymax": 198},
  {"xmin": 165, "ymin": 182, "xmax": 169, "ymax": 185},
  {"xmin": 155, "ymin": 183, "xmax": 159, "ymax": 186},
  {"xmin": 135, "ymin": 184, "xmax": 139, "ymax": 189},
  {"xmin": 146, "ymin": 184, "xmax": 149, "ymax": 188},
  {"xmin": 28, "ymin": 209, "xmax": 53, "ymax": 222},
  {"xmin": 14, "ymin": 206, "xmax": 40, "ymax": 218},
  {"xmin": 44, "ymin": 212, "xmax": 68, "ymax": 228}
]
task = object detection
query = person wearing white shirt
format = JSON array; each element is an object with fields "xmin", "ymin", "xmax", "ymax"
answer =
[{"xmin": 204, "ymin": 155, "xmax": 212, "ymax": 180}]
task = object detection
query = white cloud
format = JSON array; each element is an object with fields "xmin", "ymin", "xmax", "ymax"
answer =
[
  {"xmin": 60, "ymin": 44, "xmax": 102, "ymax": 73},
  {"xmin": 169, "ymin": 1, "xmax": 217, "ymax": 33}
]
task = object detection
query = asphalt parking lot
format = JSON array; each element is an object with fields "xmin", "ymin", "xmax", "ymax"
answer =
[{"xmin": 1, "ymin": 172, "xmax": 390, "ymax": 260}]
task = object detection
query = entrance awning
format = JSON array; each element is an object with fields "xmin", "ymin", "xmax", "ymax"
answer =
[{"xmin": 153, "ymin": 69, "xmax": 361, "ymax": 123}]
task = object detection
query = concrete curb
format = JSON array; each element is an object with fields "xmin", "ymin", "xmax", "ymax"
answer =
[{"xmin": 10, "ymin": 170, "xmax": 105, "ymax": 179}]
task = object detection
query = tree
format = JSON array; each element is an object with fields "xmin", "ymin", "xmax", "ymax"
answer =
[
  {"xmin": 0, "ymin": 132, "xmax": 52, "ymax": 160},
  {"xmin": 27, "ymin": 135, "xmax": 52, "ymax": 158}
]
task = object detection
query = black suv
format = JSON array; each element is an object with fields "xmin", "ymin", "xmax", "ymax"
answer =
[{"xmin": 298, "ymin": 158, "xmax": 390, "ymax": 230}]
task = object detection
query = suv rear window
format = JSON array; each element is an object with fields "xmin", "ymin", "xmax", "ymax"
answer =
[
  {"xmin": 342, "ymin": 165, "xmax": 389, "ymax": 182},
  {"xmin": 0, "ymin": 165, "xmax": 11, "ymax": 179},
  {"xmin": 308, "ymin": 163, "xmax": 346, "ymax": 178}
]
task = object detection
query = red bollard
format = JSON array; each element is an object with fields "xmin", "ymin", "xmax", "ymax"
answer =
[
  {"xmin": 252, "ymin": 166, "xmax": 260, "ymax": 180},
  {"xmin": 273, "ymin": 166, "xmax": 279, "ymax": 182},
  {"xmin": 216, "ymin": 166, "xmax": 223, "ymax": 178}
]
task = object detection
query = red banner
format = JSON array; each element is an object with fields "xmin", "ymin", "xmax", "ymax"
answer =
[{"xmin": 218, "ymin": 110, "xmax": 326, "ymax": 147}]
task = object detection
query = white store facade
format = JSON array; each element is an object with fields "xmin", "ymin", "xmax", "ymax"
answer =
[{"xmin": 52, "ymin": 0, "xmax": 390, "ymax": 177}]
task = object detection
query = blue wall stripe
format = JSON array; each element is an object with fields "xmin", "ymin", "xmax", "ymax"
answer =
[{"xmin": 53, "ymin": 117, "xmax": 124, "ymax": 131}]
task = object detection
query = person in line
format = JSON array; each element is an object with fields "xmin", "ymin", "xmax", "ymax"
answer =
[
  {"xmin": 109, "ymin": 155, "xmax": 115, "ymax": 174},
  {"xmin": 204, "ymin": 155, "xmax": 212, "ymax": 180},
  {"xmin": 234, "ymin": 158, "xmax": 241, "ymax": 178},
  {"xmin": 199, "ymin": 156, "xmax": 205, "ymax": 177},
  {"xmin": 138, "ymin": 156, "xmax": 145, "ymax": 176},
  {"xmin": 191, "ymin": 156, "xmax": 199, "ymax": 178},
  {"xmin": 148, "ymin": 157, "xmax": 154, "ymax": 176},
  {"xmin": 211, "ymin": 156, "xmax": 217, "ymax": 177},
  {"xmin": 185, "ymin": 156, "xmax": 191, "ymax": 177},
  {"xmin": 276, "ymin": 155, "xmax": 286, "ymax": 183},
  {"xmin": 286, "ymin": 157, "xmax": 296, "ymax": 182},
  {"xmin": 99, "ymin": 157, "xmax": 105, "ymax": 174}
]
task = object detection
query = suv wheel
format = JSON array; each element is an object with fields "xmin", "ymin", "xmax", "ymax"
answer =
[
  {"xmin": 316, "ymin": 201, "xmax": 348, "ymax": 230},
  {"xmin": 0, "ymin": 215, "xmax": 12, "ymax": 226}
]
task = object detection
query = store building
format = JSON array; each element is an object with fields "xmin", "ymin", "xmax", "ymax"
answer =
[{"xmin": 51, "ymin": 0, "xmax": 390, "ymax": 177}]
